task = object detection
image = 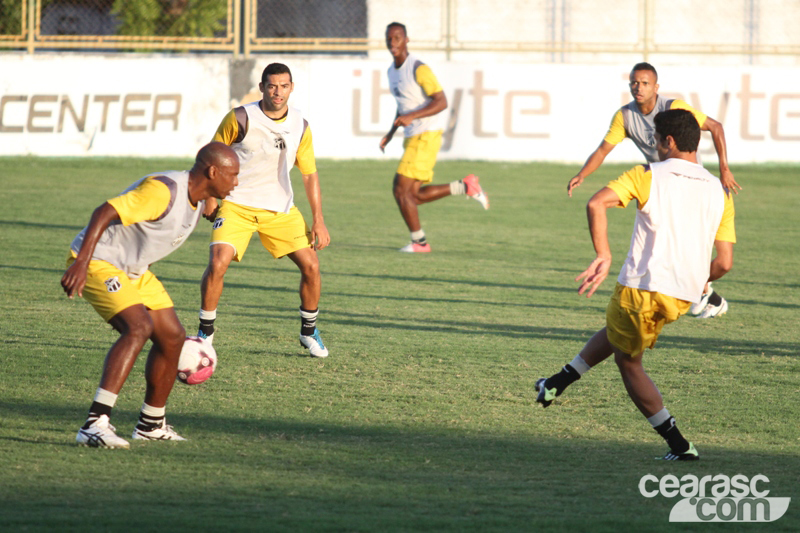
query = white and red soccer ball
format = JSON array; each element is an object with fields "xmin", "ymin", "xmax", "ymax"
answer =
[{"xmin": 177, "ymin": 336, "xmax": 217, "ymax": 385}]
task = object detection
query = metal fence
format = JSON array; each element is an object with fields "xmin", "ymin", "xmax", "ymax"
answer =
[{"xmin": 1, "ymin": 0, "xmax": 799, "ymax": 61}]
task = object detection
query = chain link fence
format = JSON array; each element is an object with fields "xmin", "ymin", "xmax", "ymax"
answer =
[{"xmin": 1, "ymin": 0, "xmax": 798, "ymax": 63}]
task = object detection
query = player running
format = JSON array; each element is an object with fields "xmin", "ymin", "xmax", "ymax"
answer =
[{"xmin": 380, "ymin": 22, "xmax": 489, "ymax": 253}]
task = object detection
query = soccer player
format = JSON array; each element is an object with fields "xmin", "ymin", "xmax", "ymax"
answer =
[
  {"xmin": 535, "ymin": 109, "xmax": 735, "ymax": 461},
  {"xmin": 62, "ymin": 142, "xmax": 240, "ymax": 449},
  {"xmin": 198, "ymin": 63, "xmax": 331, "ymax": 357},
  {"xmin": 380, "ymin": 22, "xmax": 489, "ymax": 253},
  {"xmin": 567, "ymin": 62, "xmax": 740, "ymax": 318}
]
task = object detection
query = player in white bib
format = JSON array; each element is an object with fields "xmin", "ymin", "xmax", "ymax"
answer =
[
  {"xmin": 198, "ymin": 63, "xmax": 331, "ymax": 358},
  {"xmin": 535, "ymin": 109, "xmax": 736, "ymax": 461},
  {"xmin": 380, "ymin": 22, "xmax": 489, "ymax": 253},
  {"xmin": 566, "ymin": 62, "xmax": 741, "ymax": 318},
  {"xmin": 62, "ymin": 143, "xmax": 239, "ymax": 448}
]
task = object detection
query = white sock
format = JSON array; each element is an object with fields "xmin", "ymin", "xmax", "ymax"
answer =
[
  {"xmin": 199, "ymin": 309, "xmax": 217, "ymax": 321},
  {"xmin": 449, "ymin": 180, "xmax": 466, "ymax": 195},
  {"xmin": 93, "ymin": 387, "xmax": 118, "ymax": 408},
  {"xmin": 647, "ymin": 407, "xmax": 671, "ymax": 428},
  {"xmin": 410, "ymin": 229, "xmax": 426, "ymax": 242},
  {"xmin": 569, "ymin": 355, "xmax": 592, "ymax": 375},
  {"xmin": 141, "ymin": 403, "xmax": 166, "ymax": 418}
]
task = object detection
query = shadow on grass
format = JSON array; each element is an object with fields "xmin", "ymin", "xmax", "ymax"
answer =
[{"xmin": 0, "ymin": 400, "xmax": 798, "ymax": 532}]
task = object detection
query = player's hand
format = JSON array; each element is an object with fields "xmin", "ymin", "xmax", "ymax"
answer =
[
  {"xmin": 394, "ymin": 115, "xmax": 413, "ymax": 128},
  {"xmin": 719, "ymin": 169, "xmax": 742, "ymax": 195},
  {"xmin": 61, "ymin": 260, "xmax": 88, "ymax": 299},
  {"xmin": 379, "ymin": 135, "xmax": 391, "ymax": 153},
  {"xmin": 567, "ymin": 175, "xmax": 584, "ymax": 197},
  {"xmin": 203, "ymin": 197, "xmax": 219, "ymax": 222},
  {"xmin": 311, "ymin": 220, "xmax": 330, "ymax": 251},
  {"xmin": 576, "ymin": 255, "xmax": 612, "ymax": 298}
]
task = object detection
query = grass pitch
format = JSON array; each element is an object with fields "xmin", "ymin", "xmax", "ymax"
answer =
[{"xmin": 1, "ymin": 157, "xmax": 798, "ymax": 531}]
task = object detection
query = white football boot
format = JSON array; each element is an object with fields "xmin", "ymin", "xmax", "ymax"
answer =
[
  {"xmin": 132, "ymin": 419, "xmax": 186, "ymax": 441},
  {"xmin": 299, "ymin": 328, "xmax": 329, "ymax": 358},
  {"xmin": 696, "ymin": 297, "xmax": 729, "ymax": 319},
  {"xmin": 76, "ymin": 414, "xmax": 130, "ymax": 449},
  {"xmin": 689, "ymin": 283, "xmax": 713, "ymax": 316}
]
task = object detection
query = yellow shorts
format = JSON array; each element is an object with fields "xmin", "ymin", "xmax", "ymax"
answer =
[
  {"xmin": 211, "ymin": 201, "xmax": 312, "ymax": 260},
  {"xmin": 605, "ymin": 283, "xmax": 691, "ymax": 356},
  {"xmin": 66, "ymin": 254, "xmax": 173, "ymax": 322},
  {"xmin": 397, "ymin": 130, "xmax": 442, "ymax": 183}
]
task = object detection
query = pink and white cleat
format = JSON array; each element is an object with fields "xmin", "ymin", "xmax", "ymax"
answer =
[
  {"xmin": 399, "ymin": 242, "xmax": 431, "ymax": 253},
  {"xmin": 463, "ymin": 174, "xmax": 489, "ymax": 210}
]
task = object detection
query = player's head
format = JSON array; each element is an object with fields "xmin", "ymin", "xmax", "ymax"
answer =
[
  {"xmin": 192, "ymin": 142, "xmax": 239, "ymax": 201},
  {"xmin": 629, "ymin": 62, "xmax": 659, "ymax": 107},
  {"xmin": 262, "ymin": 63, "xmax": 292, "ymax": 84},
  {"xmin": 654, "ymin": 109, "xmax": 701, "ymax": 160},
  {"xmin": 386, "ymin": 22, "xmax": 409, "ymax": 60},
  {"xmin": 259, "ymin": 63, "xmax": 294, "ymax": 113}
]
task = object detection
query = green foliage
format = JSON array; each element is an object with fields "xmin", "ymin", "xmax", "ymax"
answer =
[
  {"xmin": 0, "ymin": 0, "xmax": 54, "ymax": 36},
  {"xmin": 112, "ymin": 0, "xmax": 226, "ymax": 38},
  {"xmin": 1, "ymin": 158, "xmax": 798, "ymax": 531}
]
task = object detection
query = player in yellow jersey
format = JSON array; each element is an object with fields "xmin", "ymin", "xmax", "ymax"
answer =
[
  {"xmin": 380, "ymin": 22, "xmax": 489, "ymax": 253},
  {"xmin": 62, "ymin": 142, "xmax": 239, "ymax": 448},
  {"xmin": 567, "ymin": 62, "xmax": 740, "ymax": 318},
  {"xmin": 198, "ymin": 63, "xmax": 331, "ymax": 357},
  {"xmin": 536, "ymin": 109, "xmax": 735, "ymax": 460}
]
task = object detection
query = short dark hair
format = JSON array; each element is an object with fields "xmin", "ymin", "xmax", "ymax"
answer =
[
  {"xmin": 631, "ymin": 62, "xmax": 657, "ymax": 80},
  {"xmin": 262, "ymin": 63, "xmax": 292, "ymax": 84},
  {"xmin": 654, "ymin": 109, "xmax": 701, "ymax": 152},
  {"xmin": 386, "ymin": 22, "xmax": 407, "ymax": 36}
]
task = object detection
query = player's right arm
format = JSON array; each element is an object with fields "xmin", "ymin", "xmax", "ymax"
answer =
[
  {"xmin": 62, "ymin": 178, "xmax": 172, "ymax": 298},
  {"xmin": 206, "ymin": 108, "xmax": 246, "ymax": 219},
  {"xmin": 380, "ymin": 111, "xmax": 401, "ymax": 152},
  {"xmin": 61, "ymin": 203, "xmax": 121, "ymax": 299},
  {"xmin": 567, "ymin": 110, "xmax": 624, "ymax": 197}
]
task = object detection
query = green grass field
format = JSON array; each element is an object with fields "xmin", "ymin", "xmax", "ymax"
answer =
[{"xmin": 1, "ymin": 156, "xmax": 798, "ymax": 531}]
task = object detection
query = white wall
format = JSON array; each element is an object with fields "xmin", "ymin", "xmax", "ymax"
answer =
[{"xmin": 1, "ymin": 54, "xmax": 799, "ymax": 163}]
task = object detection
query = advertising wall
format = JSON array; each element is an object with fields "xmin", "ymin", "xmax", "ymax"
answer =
[{"xmin": 1, "ymin": 54, "xmax": 798, "ymax": 163}]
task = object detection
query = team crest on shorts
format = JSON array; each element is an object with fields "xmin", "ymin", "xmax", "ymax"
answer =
[
  {"xmin": 104, "ymin": 276, "xmax": 121, "ymax": 293},
  {"xmin": 213, "ymin": 218, "xmax": 225, "ymax": 230}
]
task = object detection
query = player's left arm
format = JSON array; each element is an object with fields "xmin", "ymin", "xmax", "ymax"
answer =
[
  {"xmin": 295, "ymin": 123, "xmax": 330, "ymax": 251},
  {"xmin": 671, "ymin": 100, "xmax": 741, "ymax": 194},
  {"xmin": 709, "ymin": 191, "xmax": 735, "ymax": 281},
  {"xmin": 395, "ymin": 64, "xmax": 447, "ymax": 128}
]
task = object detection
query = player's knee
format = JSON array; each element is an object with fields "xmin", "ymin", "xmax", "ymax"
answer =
[
  {"xmin": 298, "ymin": 254, "xmax": 320, "ymax": 279},
  {"xmin": 119, "ymin": 312, "xmax": 155, "ymax": 342}
]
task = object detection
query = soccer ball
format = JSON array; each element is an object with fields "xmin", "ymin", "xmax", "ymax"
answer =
[{"xmin": 177, "ymin": 336, "xmax": 217, "ymax": 385}]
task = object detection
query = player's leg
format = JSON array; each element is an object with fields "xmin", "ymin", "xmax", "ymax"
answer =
[
  {"xmin": 535, "ymin": 327, "xmax": 613, "ymax": 407},
  {"xmin": 72, "ymin": 258, "xmax": 152, "ymax": 448},
  {"xmin": 198, "ymin": 201, "xmax": 256, "ymax": 343},
  {"xmin": 260, "ymin": 208, "xmax": 328, "ymax": 358},
  {"xmin": 614, "ymin": 349, "xmax": 697, "ymax": 461},
  {"xmin": 287, "ymin": 247, "xmax": 328, "ymax": 358},
  {"xmin": 132, "ymin": 304, "xmax": 186, "ymax": 441}
]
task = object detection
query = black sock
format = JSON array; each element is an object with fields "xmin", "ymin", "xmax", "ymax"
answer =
[
  {"xmin": 655, "ymin": 417, "xmax": 690, "ymax": 453},
  {"xmin": 707, "ymin": 291, "xmax": 723, "ymax": 306},
  {"xmin": 83, "ymin": 402, "xmax": 112, "ymax": 429},
  {"xmin": 546, "ymin": 364, "xmax": 581, "ymax": 396},
  {"xmin": 199, "ymin": 318, "xmax": 215, "ymax": 336},
  {"xmin": 136, "ymin": 412, "xmax": 164, "ymax": 431},
  {"xmin": 300, "ymin": 307, "xmax": 318, "ymax": 337}
]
